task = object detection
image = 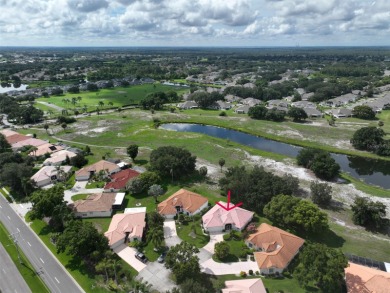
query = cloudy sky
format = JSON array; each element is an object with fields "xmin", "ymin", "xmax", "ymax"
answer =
[{"xmin": 0, "ymin": 0, "xmax": 389, "ymax": 47}]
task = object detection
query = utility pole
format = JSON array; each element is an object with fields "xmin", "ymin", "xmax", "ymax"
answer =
[{"xmin": 9, "ymin": 231, "xmax": 22, "ymax": 264}]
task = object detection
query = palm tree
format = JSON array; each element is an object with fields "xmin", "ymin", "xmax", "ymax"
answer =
[
  {"xmin": 71, "ymin": 97, "xmax": 77, "ymax": 108},
  {"xmin": 148, "ymin": 227, "xmax": 164, "ymax": 249},
  {"xmin": 98, "ymin": 101, "xmax": 104, "ymax": 108},
  {"xmin": 82, "ymin": 104, "xmax": 88, "ymax": 113},
  {"xmin": 61, "ymin": 109, "xmax": 68, "ymax": 116},
  {"xmin": 77, "ymin": 96, "xmax": 82, "ymax": 103},
  {"xmin": 108, "ymin": 101, "xmax": 114, "ymax": 107}
]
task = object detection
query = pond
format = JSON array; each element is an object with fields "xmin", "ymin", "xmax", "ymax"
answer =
[
  {"xmin": 160, "ymin": 123, "xmax": 390, "ymax": 190},
  {"xmin": 0, "ymin": 83, "xmax": 28, "ymax": 93}
]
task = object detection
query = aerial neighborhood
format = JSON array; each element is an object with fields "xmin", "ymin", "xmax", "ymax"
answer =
[{"xmin": 1, "ymin": 47, "xmax": 390, "ymax": 293}]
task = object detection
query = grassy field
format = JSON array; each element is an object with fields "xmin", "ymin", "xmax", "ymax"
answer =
[
  {"xmin": 36, "ymin": 84, "xmax": 189, "ymax": 111},
  {"xmin": 176, "ymin": 218, "xmax": 210, "ymax": 248},
  {"xmin": 213, "ymin": 238, "xmax": 248, "ymax": 263},
  {"xmin": 0, "ymin": 222, "xmax": 49, "ymax": 293}
]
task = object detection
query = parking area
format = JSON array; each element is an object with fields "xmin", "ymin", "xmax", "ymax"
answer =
[
  {"xmin": 113, "ymin": 244, "xmax": 147, "ymax": 272},
  {"xmin": 137, "ymin": 261, "xmax": 177, "ymax": 292}
]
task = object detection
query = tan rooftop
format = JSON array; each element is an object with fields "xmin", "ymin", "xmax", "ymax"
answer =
[
  {"xmin": 158, "ymin": 188, "xmax": 208, "ymax": 215},
  {"xmin": 29, "ymin": 143, "xmax": 63, "ymax": 157},
  {"xmin": 6, "ymin": 133, "xmax": 30, "ymax": 145},
  {"xmin": 0, "ymin": 129, "xmax": 19, "ymax": 137},
  {"xmin": 75, "ymin": 160, "xmax": 119, "ymax": 178},
  {"xmin": 104, "ymin": 211, "xmax": 146, "ymax": 246},
  {"xmin": 72, "ymin": 193, "xmax": 116, "ymax": 213},
  {"xmin": 345, "ymin": 262, "xmax": 390, "ymax": 293},
  {"xmin": 223, "ymin": 278, "xmax": 266, "ymax": 293},
  {"xmin": 247, "ymin": 223, "xmax": 304, "ymax": 270}
]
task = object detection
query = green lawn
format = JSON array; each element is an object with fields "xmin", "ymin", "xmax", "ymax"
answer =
[
  {"xmin": 83, "ymin": 217, "xmax": 112, "ymax": 233},
  {"xmin": 71, "ymin": 194, "xmax": 89, "ymax": 201},
  {"xmin": 27, "ymin": 216, "xmax": 137, "ymax": 293},
  {"xmin": 0, "ymin": 222, "xmax": 49, "ymax": 293},
  {"xmin": 86, "ymin": 181, "xmax": 106, "ymax": 189},
  {"xmin": 213, "ymin": 238, "xmax": 248, "ymax": 263},
  {"xmin": 36, "ymin": 84, "xmax": 189, "ymax": 111},
  {"xmin": 176, "ymin": 218, "xmax": 210, "ymax": 248}
]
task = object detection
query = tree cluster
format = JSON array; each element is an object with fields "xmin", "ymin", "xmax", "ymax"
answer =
[
  {"xmin": 219, "ymin": 166, "xmax": 299, "ymax": 214},
  {"xmin": 287, "ymin": 106, "xmax": 308, "ymax": 122},
  {"xmin": 352, "ymin": 105, "xmax": 376, "ymax": 120},
  {"xmin": 296, "ymin": 148, "xmax": 340, "ymax": 180},
  {"xmin": 294, "ymin": 243, "xmax": 348, "ymax": 292},
  {"xmin": 164, "ymin": 241, "xmax": 200, "ymax": 284},
  {"xmin": 310, "ymin": 181, "xmax": 332, "ymax": 207},
  {"xmin": 127, "ymin": 171, "xmax": 160, "ymax": 194},
  {"xmin": 350, "ymin": 126, "xmax": 390, "ymax": 156},
  {"xmin": 190, "ymin": 91, "xmax": 223, "ymax": 109},
  {"xmin": 150, "ymin": 146, "xmax": 196, "ymax": 180},
  {"xmin": 351, "ymin": 197, "xmax": 387, "ymax": 229},
  {"xmin": 263, "ymin": 194, "xmax": 329, "ymax": 234},
  {"xmin": 248, "ymin": 105, "xmax": 285, "ymax": 122},
  {"xmin": 0, "ymin": 95, "xmax": 44, "ymax": 124}
]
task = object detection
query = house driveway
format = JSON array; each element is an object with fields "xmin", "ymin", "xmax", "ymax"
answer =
[
  {"xmin": 113, "ymin": 244, "xmax": 147, "ymax": 272},
  {"xmin": 200, "ymin": 257, "xmax": 259, "ymax": 275},
  {"xmin": 163, "ymin": 220, "xmax": 181, "ymax": 247},
  {"xmin": 64, "ymin": 181, "xmax": 103, "ymax": 203},
  {"xmin": 202, "ymin": 232, "xmax": 224, "ymax": 254},
  {"xmin": 137, "ymin": 261, "xmax": 177, "ymax": 292}
]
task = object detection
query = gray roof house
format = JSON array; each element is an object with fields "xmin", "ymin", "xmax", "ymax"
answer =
[
  {"xmin": 326, "ymin": 93, "xmax": 358, "ymax": 107},
  {"xmin": 225, "ymin": 95, "xmax": 242, "ymax": 103},
  {"xmin": 267, "ymin": 99, "xmax": 289, "ymax": 109},
  {"xmin": 303, "ymin": 107, "xmax": 323, "ymax": 118},
  {"xmin": 326, "ymin": 108, "xmax": 353, "ymax": 118},
  {"xmin": 215, "ymin": 100, "xmax": 232, "ymax": 110},
  {"xmin": 291, "ymin": 101, "xmax": 316, "ymax": 108},
  {"xmin": 178, "ymin": 101, "xmax": 199, "ymax": 109},
  {"xmin": 235, "ymin": 105, "xmax": 251, "ymax": 114},
  {"xmin": 241, "ymin": 98, "xmax": 261, "ymax": 107}
]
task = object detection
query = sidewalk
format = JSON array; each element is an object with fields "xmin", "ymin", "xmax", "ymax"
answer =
[{"xmin": 163, "ymin": 220, "xmax": 181, "ymax": 247}]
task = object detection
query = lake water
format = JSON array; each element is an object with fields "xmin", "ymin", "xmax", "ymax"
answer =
[
  {"xmin": 160, "ymin": 123, "xmax": 390, "ymax": 190},
  {"xmin": 0, "ymin": 84, "xmax": 28, "ymax": 93}
]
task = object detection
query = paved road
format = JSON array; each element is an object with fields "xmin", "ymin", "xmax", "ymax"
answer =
[
  {"xmin": 0, "ymin": 242, "xmax": 31, "ymax": 293},
  {"xmin": 0, "ymin": 193, "xmax": 84, "ymax": 293}
]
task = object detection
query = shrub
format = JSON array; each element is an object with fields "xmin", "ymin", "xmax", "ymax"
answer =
[
  {"xmin": 219, "ymin": 111, "xmax": 227, "ymax": 116},
  {"xmin": 249, "ymin": 270, "xmax": 254, "ymax": 275},
  {"xmin": 223, "ymin": 234, "xmax": 231, "ymax": 241},
  {"xmin": 255, "ymin": 271, "xmax": 260, "ymax": 275},
  {"xmin": 240, "ymin": 271, "xmax": 247, "ymax": 278}
]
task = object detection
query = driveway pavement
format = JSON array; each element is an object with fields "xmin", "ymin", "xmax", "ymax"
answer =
[
  {"xmin": 137, "ymin": 261, "xmax": 177, "ymax": 292},
  {"xmin": 64, "ymin": 181, "xmax": 102, "ymax": 203},
  {"xmin": 163, "ymin": 220, "xmax": 181, "ymax": 247},
  {"xmin": 202, "ymin": 232, "xmax": 224, "ymax": 254},
  {"xmin": 113, "ymin": 244, "xmax": 146, "ymax": 272},
  {"xmin": 200, "ymin": 257, "xmax": 259, "ymax": 275}
]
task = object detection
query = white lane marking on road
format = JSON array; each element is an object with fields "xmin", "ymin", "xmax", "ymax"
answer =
[
  {"xmin": 17, "ymin": 228, "xmax": 20, "ymax": 232},
  {"xmin": 55, "ymin": 277, "xmax": 60, "ymax": 283},
  {"xmin": 7, "ymin": 215, "xmax": 10, "ymax": 220},
  {"xmin": 40, "ymin": 258, "xmax": 44, "ymax": 263},
  {"xmin": 27, "ymin": 241, "xmax": 31, "ymax": 247}
]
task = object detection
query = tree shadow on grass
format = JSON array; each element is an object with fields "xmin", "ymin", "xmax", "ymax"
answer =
[
  {"xmin": 213, "ymin": 254, "xmax": 239, "ymax": 263},
  {"xmin": 306, "ymin": 228, "xmax": 345, "ymax": 249},
  {"xmin": 65, "ymin": 256, "xmax": 94, "ymax": 278},
  {"xmin": 38, "ymin": 225, "xmax": 54, "ymax": 236},
  {"xmin": 134, "ymin": 159, "xmax": 148, "ymax": 166}
]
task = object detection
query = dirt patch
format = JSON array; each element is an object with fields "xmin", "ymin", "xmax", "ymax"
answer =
[{"xmin": 196, "ymin": 157, "xmax": 223, "ymax": 182}]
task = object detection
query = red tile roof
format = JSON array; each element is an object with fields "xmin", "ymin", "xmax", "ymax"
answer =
[
  {"xmin": 158, "ymin": 189, "xmax": 208, "ymax": 215},
  {"xmin": 104, "ymin": 169, "xmax": 140, "ymax": 190},
  {"xmin": 345, "ymin": 262, "xmax": 390, "ymax": 293}
]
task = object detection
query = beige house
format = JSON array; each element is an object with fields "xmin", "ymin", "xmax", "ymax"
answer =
[
  {"xmin": 71, "ymin": 192, "xmax": 124, "ymax": 218},
  {"xmin": 246, "ymin": 223, "xmax": 305, "ymax": 275},
  {"xmin": 75, "ymin": 160, "xmax": 121, "ymax": 181},
  {"xmin": 222, "ymin": 279, "xmax": 266, "ymax": 293},
  {"xmin": 43, "ymin": 149, "xmax": 77, "ymax": 166},
  {"xmin": 31, "ymin": 165, "xmax": 72, "ymax": 187},
  {"xmin": 158, "ymin": 189, "xmax": 208, "ymax": 219},
  {"xmin": 104, "ymin": 207, "xmax": 146, "ymax": 249}
]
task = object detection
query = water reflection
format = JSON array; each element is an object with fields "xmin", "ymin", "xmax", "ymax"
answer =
[{"xmin": 161, "ymin": 123, "xmax": 390, "ymax": 189}]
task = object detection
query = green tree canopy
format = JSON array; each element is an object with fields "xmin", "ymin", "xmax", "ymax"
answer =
[
  {"xmin": 263, "ymin": 194, "xmax": 328, "ymax": 234},
  {"xmin": 288, "ymin": 106, "xmax": 308, "ymax": 122},
  {"xmin": 294, "ymin": 243, "xmax": 348, "ymax": 292},
  {"xmin": 310, "ymin": 181, "xmax": 332, "ymax": 206},
  {"xmin": 214, "ymin": 241, "xmax": 230, "ymax": 260},
  {"xmin": 351, "ymin": 197, "xmax": 387, "ymax": 229},
  {"xmin": 150, "ymin": 146, "xmax": 196, "ymax": 179},
  {"xmin": 0, "ymin": 134, "xmax": 11, "ymax": 153},
  {"xmin": 127, "ymin": 144, "xmax": 139, "ymax": 162},
  {"xmin": 30, "ymin": 185, "xmax": 65, "ymax": 219},
  {"xmin": 352, "ymin": 105, "xmax": 376, "ymax": 120},
  {"xmin": 165, "ymin": 242, "xmax": 200, "ymax": 284},
  {"xmin": 297, "ymin": 148, "xmax": 340, "ymax": 180},
  {"xmin": 219, "ymin": 166, "xmax": 299, "ymax": 214},
  {"xmin": 350, "ymin": 126, "xmax": 385, "ymax": 152}
]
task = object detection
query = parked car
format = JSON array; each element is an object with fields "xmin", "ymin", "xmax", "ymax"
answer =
[
  {"xmin": 135, "ymin": 252, "xmax": 147, "ymax": 263},
  {"xmin": 157, "ymin": 251, "xmax": 167, "ymax": 263}
]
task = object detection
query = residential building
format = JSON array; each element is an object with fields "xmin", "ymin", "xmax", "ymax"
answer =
[
  {"xmin": 326, "ymin": 93, "xmax": 358, "ymax": 107},
  {"xmin": 345, "ymin": 262, "xmax": 390, "ymax": 293},
  {"xmin": 104, "ymin": 169, "xmax": 140, "ymax": 192},
  {"xmin": 31, "ymin": 165, "xmax": 72, "ymax": 187},
  {"xmin": 246, "ymin": 223, "xmax": 305, "ymax": 274},
  {"xmin": 222, "ymin": 279, "xmax": 266, "ymax": 293},
  {"xmin": 267, "ymin": 99, "xmax": 289, "ymax": 109},
  {"xmin": 104, "ymin": 207, "xmax": 146, "ymax": 249},
  {"xmin": 178, "ymin": 101, "xmax": 198, "ymax": 109},
  {"xmin": 241, "ymin": 98, "xmax": 261, "ymax": 107},
  {"xmin": 157, "ymin": 189, "xmax": 208, "ymax": 219},
  {"xmin": 28, "ymin": 143, "xmax": 63, "ymax": 157},
  {"xmin": 326, "ymin": 108, "xmax": 353, "ymax": 118},
  {"xmin": 11, "ymin": 137, "xmax": 47, "ymax": 151},
  {"xmin": 291, "ymin": 101, "xmax": 316, "ymax": 108},
  {"xmin": 303, "ymin": 107, "xmax": 323, "ymax": 118},
  {"xmin": 43, "ymin": 149, "xmax": 77, "ymax": 166},
  {"xmin": 71, "ymin": 192, "xmax": 125, "ymax": 218},
  {"xmin": 235, "ymin": 105, "xmax": 251, "ymax": 114},
  {"xmin": 75, "ymin": 160, "xmax": 121, "ymax": 181},
  {"xmin": 202, "ymin": 201, "xmax": 254, "ymax": 232}
]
